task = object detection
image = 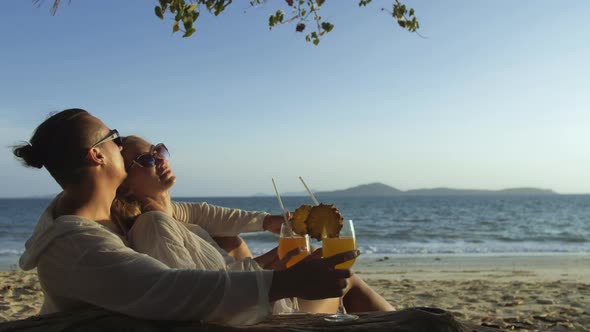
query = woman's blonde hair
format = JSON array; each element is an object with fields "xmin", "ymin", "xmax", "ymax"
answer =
[
  {"xmin": 111, "ymin": 194, "xmax": 142, "ymax": 236},
  {"xmin": 110, "ymin": 135, "xmax": 143, "ymax": 235}
]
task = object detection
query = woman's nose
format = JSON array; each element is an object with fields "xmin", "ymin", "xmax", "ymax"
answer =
[{"xmin": 155, "ymin": 158, "xmax": 168, "ymax": 168}]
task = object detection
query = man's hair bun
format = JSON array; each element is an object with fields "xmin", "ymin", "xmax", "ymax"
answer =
[{"xmin": 13, "ymin": 143, "xmax": 44, "ymax": 169}]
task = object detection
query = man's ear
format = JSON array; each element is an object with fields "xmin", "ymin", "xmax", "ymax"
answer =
[{"xmin": 87, "ymin": 147, "xmax": 106, "ymax": 165}]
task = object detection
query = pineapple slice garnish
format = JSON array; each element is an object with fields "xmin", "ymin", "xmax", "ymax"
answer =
[
  {"xmin": 292, "ymin": 203, "xmax": 343, "ymax": 241},
  {"xmin": 292, "ymin": 204, "xmax": 312, "ymax": 236}
]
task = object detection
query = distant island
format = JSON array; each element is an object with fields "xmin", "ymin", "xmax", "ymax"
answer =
[
  {"xmin": 318, "ymin": 183, "xmax": 557, "ymax": 197},
  {"xmin": 7, "ymin": 183, "xmax": 559, "ymax": 199},
  {"xmin": 254, "ymin": 182, "xmax": 558, "ymax": 197}
]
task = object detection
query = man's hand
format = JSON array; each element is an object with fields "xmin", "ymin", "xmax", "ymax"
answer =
[
  {"xmin": 263, "ymin": 212, "xmax": 291, "ymax": 234},
  {"xmin": 269, "ymin": 249, "xmax": 360, "ymax": 301}
]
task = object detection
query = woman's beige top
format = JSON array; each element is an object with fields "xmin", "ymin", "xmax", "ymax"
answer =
[{"xmin": 128, "ymin": 203, "xmax": 293, "ymax": 315}]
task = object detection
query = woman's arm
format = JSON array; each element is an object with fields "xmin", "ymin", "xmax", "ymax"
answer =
[{"xmin": 172, "ymin": 201, "xmax": 268, "ymax": 236}]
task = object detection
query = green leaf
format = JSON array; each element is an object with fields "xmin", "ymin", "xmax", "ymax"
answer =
[
  {"xmin": 188, "ymin": 4, "xmax": 198, "ymax": 12},
  {"xmin": 269, "ymin": 15, "xmax": 276, "ymax": 28},
  {"xmin": 183, "ymin": 16, "xmax": 193, "ymax": 31},
  {"xmin": 154, "ymin": 6, "xmax": 164, "ymax": 20},
  {"xmin": 276, "ymin": 10, "xmax": 284, "ymax": 22},
  {"xmin": 313, "ymin": 38, "xmax": 319, "ymax": 45},
  {"xmin": 173, "ymin": 21, "xmax": 180, "ymax": 33},
  {"xmin": 183, "ymin": 27, "xmax": 196, "ymax": 38},
  {"xmin": 321, "ymin": 22, "xmax": 334, "ymax": 32}
]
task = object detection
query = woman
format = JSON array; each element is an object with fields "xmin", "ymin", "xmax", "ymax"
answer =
[
  {"xmin": 111, "ymin": 136, "xmax": 285, "ymax": 263},
  {"xmin": 14, "ymin": 109, "xmax": 357, "ymax": 325},
  {"xmin": 112, "ymin": 135, "xmax": 295, "ymax": 273},
  {"xmin": 114, "ymin": 135, "xmax": 395, "ymax": 314}
]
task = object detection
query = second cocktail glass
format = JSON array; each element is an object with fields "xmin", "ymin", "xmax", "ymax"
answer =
[{"xmin": 322, "ymin": 219, "xmax": 358, "ymax": 322}]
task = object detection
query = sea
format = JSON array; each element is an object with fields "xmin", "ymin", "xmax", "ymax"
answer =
[{"xmin": 1, "ymin": 195, "xmax": 590, "ymax": 269}]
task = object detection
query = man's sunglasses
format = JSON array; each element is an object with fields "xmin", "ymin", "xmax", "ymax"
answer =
[
  {"xmin": 129, "ymin": 143, "xmax": 170, "ymax": 169},
  {"xmin": 90, "ymin": 129, "xmax": 123, "ymax": 149}
]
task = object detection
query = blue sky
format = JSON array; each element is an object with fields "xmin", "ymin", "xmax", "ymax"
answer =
[{"xmin": 1, "ymin": 1, "xmax": 589, "ymax": 197}]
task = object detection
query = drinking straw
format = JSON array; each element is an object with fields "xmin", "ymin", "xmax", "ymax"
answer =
[
  {"xmin": 271, "ymin": 177, "xmax": 289, "ymax": 223},
  {"xmin": 299, "ymin": 176, "xmax": 320, "ymax": 206}
]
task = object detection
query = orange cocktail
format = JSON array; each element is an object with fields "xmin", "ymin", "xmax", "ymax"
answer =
[
  {"xmin": 278, "ymin": 236, "xmax": 310, "ymax": 268},
  {"xmin": 322, "ymin": 236, "xmax": 356, "ymax": 269}
]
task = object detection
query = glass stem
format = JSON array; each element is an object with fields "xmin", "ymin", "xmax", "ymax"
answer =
[
  {"xmin": 337, "ymin": 296, "xmax": 346, "ymax": 315},
  {"xmin": 292, "ymin": 297, "xmax": 300, "ymax": 312}
]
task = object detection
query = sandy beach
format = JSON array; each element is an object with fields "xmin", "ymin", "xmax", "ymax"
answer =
[
  {"xmin": 1, "ymin": 254, "xmax": 589, "ymax": 331},
  {"xmin": 357, "ymin": 254, "xmax": 590, "ymax": 331}
]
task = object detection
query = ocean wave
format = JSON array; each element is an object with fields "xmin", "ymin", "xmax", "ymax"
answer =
[
  {"xmin": 3, "ymin": 195, "xmax": 590, "ymax": 257},
  {"xmin": 243, "ymin": 240, "xmax": 590, "ymax": 256},
  {"xmin": 0, "ymin": 248, "xmax": 24, "ymax": 256},
  {"xmin": 492, "ymin": 235, "xmax": 589, "ymax": 243}
]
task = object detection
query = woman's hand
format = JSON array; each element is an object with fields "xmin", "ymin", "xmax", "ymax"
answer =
[
  {"xmin": 263, "ymin": 212, "xmax": 291, "ymax": 234},
  {"xmin": 268, "ymin": 249, "xmax": 360, "ymax": 301}
]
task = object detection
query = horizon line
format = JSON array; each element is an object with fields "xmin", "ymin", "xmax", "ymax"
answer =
[{"xmin": 6, "ymin": 191, "xmax": 590, "ymax": 200}]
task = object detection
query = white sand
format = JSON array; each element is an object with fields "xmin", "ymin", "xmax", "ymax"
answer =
[{"xmin": 354, "ymin": 254, "xmax": 590, "ymax": 331}]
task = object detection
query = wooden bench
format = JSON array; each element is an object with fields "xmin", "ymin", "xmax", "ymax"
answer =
[{"xmin": 0, "ymin": 307, "xmax": 500, "ymax": 332}]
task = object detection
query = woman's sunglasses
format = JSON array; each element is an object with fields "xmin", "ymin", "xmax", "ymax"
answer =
[{"xmin": 129, "ymin": 143, "xmax": 170, "ymax": 169}]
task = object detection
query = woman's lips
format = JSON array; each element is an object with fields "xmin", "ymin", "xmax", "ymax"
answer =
[{"xmin": 158, "ymin": 167, "xmax": 172, "ymax": 179}]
